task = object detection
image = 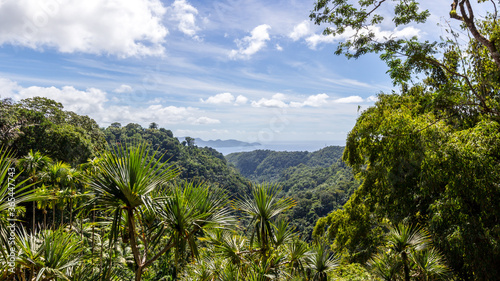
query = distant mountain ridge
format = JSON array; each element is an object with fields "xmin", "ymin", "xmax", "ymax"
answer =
[
  {"xmin": 225, "ymin": 146, "xmax": 345, "ymax": 182},
  {"xmin": 186, "ymin": 137, "xmax": 261, "ymax": 148}
]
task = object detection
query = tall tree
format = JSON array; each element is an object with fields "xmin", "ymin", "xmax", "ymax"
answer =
[
  {"xmin": 42, "ymin": 161, "xmax": 70, "ymax": 229},
  {"xmin": 18, "ymin": 150, "xmax": 52, "ymax": 231},
  {"xmin": 88, "ymin": 144, "xmax": 178, "ymax": 281},
  {"xmin": 311, "ymin": 0, "xmax": 500, "ymax": 279}
]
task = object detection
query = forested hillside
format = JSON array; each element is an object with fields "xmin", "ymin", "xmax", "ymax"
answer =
[
  {"xmin": 102, "ymin": 124, "xmax": 249, "ymax": 196},
  {"xmin": 1, "ymin": 97, "xmax": 249, "ymax": 197},
  {"xmin": 227, "ymin": 147, "xmax": 359, "ymax": 238},
  {"xmin": 226, "ymin": 146, "xmax": 344, "ymax": 182},
  {"xmin": 1, "ymin": 97, "xmax": 106, "ymax": 166}
]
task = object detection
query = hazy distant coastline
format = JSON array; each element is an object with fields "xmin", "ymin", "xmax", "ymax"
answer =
[{"xmin": 178, "ymin": 137, "xmax": 345, "ymax": 155}]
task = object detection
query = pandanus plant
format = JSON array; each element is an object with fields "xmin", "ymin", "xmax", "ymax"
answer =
[
  {"xmin": 88, "ymin": 144, "xmax": 234, "ymax": 281},
  {"xmin": 235, "ymin": 183, "xmax": 296, "ymax": 264},
  {"xmin": 368, "ymin": 223, "xmax": 450, "ymax": 281}
]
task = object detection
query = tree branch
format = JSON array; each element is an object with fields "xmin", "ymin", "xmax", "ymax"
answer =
[
  {"xmin": 451, "ymin": 0, "xmax": 500, "ymax": 69},
  {"xmin": 143, "ymin": 237, "xmax": 174, "ymax": 268}
]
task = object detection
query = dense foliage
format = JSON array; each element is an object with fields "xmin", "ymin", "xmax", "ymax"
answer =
[
  {"xmin": 227, "ymin": 147, "xmax": 360, "ymax": 238},
  {"xmin": 312, "ymin": 0, "xmax": 500, "ymax": 280},
  {"xmin": 1, "ymin": 97, "xmax": 353, "ymax": 280},
  {"xmin": 1, "ymin": 97, "xmax": 106, "ymax": 165},
  {"xmin": 0, "ymin": 143, "xmax": 342, "ymax": 280},
  {"xmin": 226, "ymin": 146, "xmax": 343, "ymax": 182}
]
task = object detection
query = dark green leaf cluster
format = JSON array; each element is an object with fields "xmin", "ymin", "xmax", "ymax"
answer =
[
  {"xmin": 0, "ymin": 97, "xmax": 107, "ymax": 166},
  {"xmin": 310, "ymin": 1, "xmax": 500, "ymax": 279}
]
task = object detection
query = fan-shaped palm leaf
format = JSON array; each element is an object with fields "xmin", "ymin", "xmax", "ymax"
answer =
[
  {"xmin": 306, "ymin": 243, "xmax": 339, "ymax": 281},
  {"xmin": 235, "ymin": 183, "xmax": 295, "ymax": 257},
  {"xmin": 411, "ymin": 247, "xmax": 450, "ymax": 281},
  {"xmin": 88, "ymin": 144, "xmax": 178, "ymax": 210},
  {"xmin": 386, "ymin": 223, "xmax": 430, "ymax": 281},
  {"xmin": 14, "ymin": 227, "xmax": 82, "ymax": 281},
  {"xmin": 367, "ymin": 250, "xmax": 402, "ymax": 281},
  {"xmin": 285, "ymin": 239, "xmax": 310, "ymax": 277},
  {"xmin": 157, "ymin": 182, "xmax": 234, "ymax": 264}
]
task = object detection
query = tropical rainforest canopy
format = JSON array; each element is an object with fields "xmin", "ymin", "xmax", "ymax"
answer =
[{"xmin": 1, "ymin": 0, "xmax": 499, "ymax": 280}]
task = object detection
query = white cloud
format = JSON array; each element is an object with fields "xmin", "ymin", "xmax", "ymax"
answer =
[
  {"xmin": 305, "ymin": 26, "xmax": 421, "ymax": 49},
  {"xmin": 275, "ymin": 44, "xmax": 283, "ymax": 51},
  {"xmin": 229, "ymin": 24, "xmax": 271, "ymax": 60},
  {"xmin": 104, "ymin": 104, "xmax": 219, "ymax": 126},
  {"xmin": 147, "ymin": 97, "xmax": 164, "ymax": 104},
  {"xmin": 0, "ymin": 0, "xmax": 168, "ymax": 57},
  {"xmin": 28, "ymin": 86, "xmax": 107, "ymax": 115},
  {"xmin": 251, "ymin": 93, "xmax": 288, "ymax": 108},
  {"xmin": 190, "ymin": 116, "xmax": 221, "ymax": 125},
  {"xmin": 366, "ymin": 95, "xmax": 378, "ymax": 102},
  {"xmin": 201, "ymin": 92, "xmax": 234, "ymax": 104},
  {"xmin": 0, "ymin": 78, "xmax": 22, "ymax": 97},
  {"xmin": 235, "ymin": 95, "xmax": 248, "ymax": 105},
  {"xmin": 290, "ymin": 94, "xmax": 329, "ymax": 108},
  {"xmin": 333, "ymin": 96, "xmax": 364, "ymax": 104},
  {"xmin": 113, "ymin": 84, "xmax": 133, "ymax": 93},
  {"xmin": 289, "ymin": 20, "xmax": 311, "ymax": 41},
  {"xmin": 105, "ymin": 104, "xmax": 196, "ymax": 125},
  {"xmin": 201, "ymin": 93, "xmax": 249, "ymax": 106},
  {"xmin": 169, "ymin": 0, "xmax": 200, "ymax": 39},
  {"xmin": 305, "ymin": 34, "xmax": 337, "ymax": 49}
]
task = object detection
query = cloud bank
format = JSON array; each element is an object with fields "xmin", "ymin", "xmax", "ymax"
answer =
[
  {"xmin": 0, "ymin": 0, "xmax": 168, "ymax": 57},
  {"xmin": 0, "ymin": 77, "xmax": 219, "ymax": 126}
]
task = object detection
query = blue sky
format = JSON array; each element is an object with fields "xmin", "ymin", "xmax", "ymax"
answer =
[{"xmin": 0, "ymin": 0, "xmax": 453, "ymax": 144}]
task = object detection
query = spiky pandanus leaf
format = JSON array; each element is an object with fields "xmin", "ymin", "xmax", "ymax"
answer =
[
  {"xmin": 411, "ymin": 247, "xmax": 450, "ymax": 280},
  {"xmin": 235, "ymin": 183, "xmax": 295, "ymax": 253},
  {"xmin": 306, "ymin": 243, "xmax": 339, "ymax": 281},
  {"xmin": 0, "ymin": 147, "xmax": 39, "ymax": 226}
]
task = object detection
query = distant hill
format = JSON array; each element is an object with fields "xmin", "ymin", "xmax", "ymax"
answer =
[
  {"xmin": 225, "ymin": 146, "xmax": 344, "ymax": 182},
  {"xmin": 226, "ymin": 146, "xmax": 359, "ymax": 239},
  {"xmin": 193, "ymin": 138, "xmax": 261, "ymax": 148}
]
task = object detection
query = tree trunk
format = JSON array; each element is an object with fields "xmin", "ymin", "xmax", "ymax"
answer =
[
  {"xmin": 69, "ymin": 199, "xmax": 73, "ymax": 228},
  {"xmin": 402, "ymin": 251, "xmax": 410, "ymax": 281},
  {"xmin": 52, "ymin": 205, "xmax": 55, "ymax": 230},
  {"xmin": 43, "ymin": 209, "xmax": 47, "ymax": 230},
  {"xmin": 135, "ymin": 267, "xmax": 143, "ymax": 281},
  {"xmin": 32, "ymin": 202, "xmax": 36, "ymax": 232},
  {"xmin": 100, "ymin": 227, "xmax": 104, "ymax": 275},
  {"xmin": 127, "ymin": 207, "xmax": 143, "ymax": 281},
  {"xmin": 91, "ymin": 208, "xmax": 95, "ymax": 264},
  {"xmin": 80, "ymin": 217, "xmax": 83, "ymax": 240}
]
